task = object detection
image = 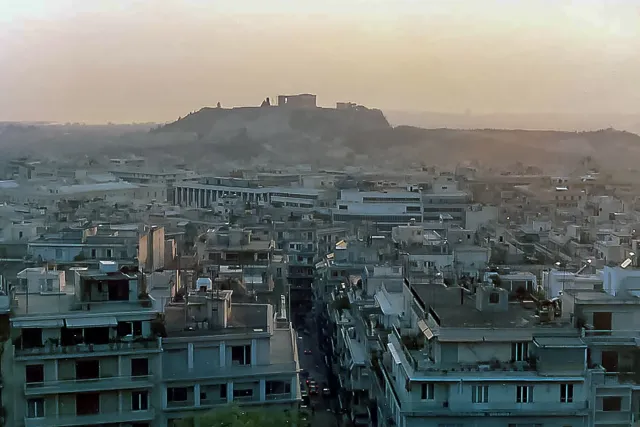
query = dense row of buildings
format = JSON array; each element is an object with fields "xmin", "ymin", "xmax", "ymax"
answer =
[{"xmin": 2, "ymin": 157, "xmax": 640, "ymax": 426}]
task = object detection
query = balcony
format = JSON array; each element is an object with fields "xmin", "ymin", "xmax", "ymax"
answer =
[
  {"xmin": 401, "ymin": 400, "xmax": 589, "ymax": 416},
  {"xmin": 200, "ymin": 396, "xmax": 228, "ymax": 407},
  {"xmin": 15, "ymin": 338, "xmax": 163, "ymax": 361},
  {"xmin": 24, "ymin": 375, "xmax": 154, "ymax": 396},
  {"xmin": 582, "ymin": 329, "xmax": 640, "ymax": 346},
  {"xmin": 24, "ymin": 408, "xmax": 155, "ymax": 427},
  {"xmin": 265, "ymin": 392, "xmax": 292, "ymax": 401},
  {"xmin": 163, "ymin": 361, "xmax": 299, "ymax": 382},
  {"xmin": 233, "ymin": 394, "xmax": 257, "ymax": 403},
  {"xmin": 166, "ymin": 399, "xmax": 196, "ymax": 409}
]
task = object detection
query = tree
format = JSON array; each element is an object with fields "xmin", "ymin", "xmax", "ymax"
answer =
[{"xmin": 176, "ymin": 404, "xmax": 311, "ymax": 427}]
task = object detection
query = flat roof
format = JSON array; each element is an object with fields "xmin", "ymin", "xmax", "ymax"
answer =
[
  {"xmin": 412, "ymin": 283, "xmax": 569, "ymax": 329},
  {"xmin": 12, "ymin": 292, "xmax": 152, "ymax": 317},
  {"xmin": 56, "ymin": 182, "xmax": 139, "ymax": 194}
]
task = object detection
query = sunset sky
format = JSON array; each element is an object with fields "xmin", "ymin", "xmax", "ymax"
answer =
[{"xmin": 1, "ymin": 0, "xmax": 639, "ymax": 123}]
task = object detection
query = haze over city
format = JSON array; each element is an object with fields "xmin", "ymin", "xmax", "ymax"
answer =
[{"xmin": 1, "ymin": 0, "xmax": 639, "ymax": 123}]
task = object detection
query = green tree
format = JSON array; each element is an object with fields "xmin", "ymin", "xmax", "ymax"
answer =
[{"xmin": 177, "ymin": 404, "xmax": 311, "ymax": 427}]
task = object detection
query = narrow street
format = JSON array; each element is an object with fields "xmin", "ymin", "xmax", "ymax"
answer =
[{"xmin": 295, "ymin": 308, "xmax": 338, "ymax": 427}]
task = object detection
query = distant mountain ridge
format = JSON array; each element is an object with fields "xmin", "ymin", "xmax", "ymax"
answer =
[{"xmin": 151, "ymin": 105, "xmax": 640, "ymax": 171}]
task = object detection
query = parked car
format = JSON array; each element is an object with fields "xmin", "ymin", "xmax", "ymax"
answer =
[
  {"xmin": 322, "ymin": 387, "xmax": 331, "ymax": 397},
  {"xmin": 309, "ymin": 385, "xmax": 318, "ymax": 395}
]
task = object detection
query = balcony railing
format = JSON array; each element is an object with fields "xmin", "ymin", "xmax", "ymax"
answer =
[
  {"xmin": 402, "ymin": 400, "xmax": 589, "ymax": 415},
  {"xmin": 163, "ymin": 361, "xmax": 299, "ymax": 381},
  {"xmin": 200, "ymin": 397, "xmax": 228, "ymax": 406},
  {"xmin": 233, "ymin": 394, "xmax": 257, "ymax": 402},
  {"xmin": 166, "ymin": 399, "xmax": 196, "ymax": 409},
  {"xmin": 24, "ymin": 374, "xmax": 154, "ymax": 395},
  {"xmin": 24, "ymin": 408, "xmax": 155, "ymax": 427},
  {"xmin": 582, "ymin": 329, "xmax": 640, "ymax": 345},
  {"xmin": 15, "ymin": 338, "xmax": 162, "ymax": 359},
  {"xmin": 265, "ymin": 392, "xmax": 292, "ymax": 401}
]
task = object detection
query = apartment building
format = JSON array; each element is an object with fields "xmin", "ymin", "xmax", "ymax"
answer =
[
  {"xmin": 28, "ymin": 226, "xmax": 139, "ymax": 264},
  {"xmin": 2, "ymin": 261, "xmax": 162, "ymax": 427},
  {"xmin": 378, "ymin": 281, "xmax": 589, "ymax": 427},
  {"xmin": 159, "ymin": 289, "xmax": 301, "ymax": 427},
  {"xmin": 198, "ymin": 227, "xmax": 275, "ymax": 293},
  {"xmin": 333, "ymin": 190, "xmax": 423, "ymax": 231},
  {"xmin": 274, "ymin": 220, "xmax": 318, "ymax": 288},
  {"xmin": 422, "ymin": 176, "xmax": 472, "ymax": 224},
  {"xmin": 563, "ymin": 265, "xmax": 640, "ymax": 427}
]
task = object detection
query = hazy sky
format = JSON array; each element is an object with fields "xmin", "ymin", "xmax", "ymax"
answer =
[{"xmin": 1, "ymin": 0, "xmax": 639, "ymax": 123}]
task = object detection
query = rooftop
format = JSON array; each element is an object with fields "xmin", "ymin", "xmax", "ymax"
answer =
[
  {"xmin": 411, "ymin": 283, "xmax": 570, "ymax": 329},
  {"xmin": 12, "ymin": 292, "xmax": 153, "ymax": 317}
]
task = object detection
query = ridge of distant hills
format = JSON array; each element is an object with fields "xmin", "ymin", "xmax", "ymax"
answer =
[
  {"xmin": 2, "ymin": 107, "xmax": 640, "ymax": 172},
  {"xmin": 151, "ymin": 105, "xmax": 640, "ymax": 171}
]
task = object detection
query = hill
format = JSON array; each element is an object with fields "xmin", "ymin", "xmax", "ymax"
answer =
[
  {"xmin": 2, "ymin": 107, "xmax": 640, "ymax": 174},
  {"xmin": 152, "ymin": 106, "xmax": 640, "ymax": 171}
]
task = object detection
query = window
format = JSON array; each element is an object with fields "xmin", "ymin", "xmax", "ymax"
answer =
[
  {"xmin": 76, "ymin": 392, "xmax": 100, "ymax": 415},
  {"xmin": 560, "ymin": 384, "xmax": 574, "ymax": 403},
  {"xmin": 489, "ymin": 292, "xmax": 500, "ymax": 304},
  {"xmin": 132, "ymin": 391, "xmax": 149, "ymax": 411},
  {"xmin": 472, "ymin": 385, "xmax": 489, "ymax": 403},
  {"xmin": 27, "ymin": 398, "xmax": 45, "ymax": 418},
  {"xmin": 516, "ymin": 385, "xmax": 534, "ymax": 403},
  {"xmin": 219, "ymin": 383, "xmax": 228, "ymax": 399},
  {"xmin": 167, "ymin": 387, "xmax": 188, "ymax": 402},
  {"xmin": 511, "ymin": 342, "xmax": 529, "ymax": 362},
  {"xmin": 131, "ymin": 358, "xmax": 149, "ymax": 377},
  {"xmin": 421, "ymin": 383, "xmax": 434, "ymax": 400},
  {"xmin": 75, "ymin": 359, "xmax": 100, "ymax": 380},
  {"xmin": 90, "ymin": 249, "xmax": 97, "ymax": 258},
  {"xmin": 106, "ymin": 249, "xmax": 112, "ymax": 258},
  {"xmin": 25, "ymin": 365, "xmax": 44, "ymax": 384},
  {"xmin": 602, "ymin": 396, "xmax": 622, "ymax": 411},
  {"xmin": 231, "ymin": 345, "xmax": 251, "ymax": 365}
]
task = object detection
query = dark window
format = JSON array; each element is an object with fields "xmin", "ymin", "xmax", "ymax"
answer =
[
  {"xmin": 21, "ymin": 328, "xmax": 44, "ymax": 349},
  {"xmin": 91, "ymin": 249, "xmax": 97, "ymax": 258},
  {"xmin": 220, "ymin": 383, "xmax": 228, "ymax": 399},
  {"xmin": 167, "ymin": 387, "xmax": 188, "ymax": 402},
  {"xmin": 76, "ymin": 360, "xmax": 100, "ymax": 380},
  {"xmin": 602, "ymin": 396, "xmax": 622, "ymax": 411},
  {"xmin": 131, "ymin": 358, "xmax": 149, "ymax": 377},
  {"xmin": 421, "ymin": 383, "xmax": 434, "ymax": 400},
  {"xmin": 231, "ymin": 345, "xmax": 251, "ymax": 365},
  {"xmin": 25, "ymin": 365, "xmax": 44, "ymax": 383},
  {"xmin": 76, "ymin": 392, "xmax": 100, "ymax": 415},
  {"xmin": 132, "ymin": 391, "xmax": 148, "ymax": 411},
  {"xmin": 27, "ymin": 398, "xmax": 45, "ymax": 418},
  {"xmin": 560, "ymin": 384, "xmax": 573, "ymax": 403}
]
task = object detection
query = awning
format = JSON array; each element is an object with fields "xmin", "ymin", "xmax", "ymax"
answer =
[
  {"xmin": 65, "ymin": 316, "xmax": 118, "ymax": 328},
  {"xmin": 12, "ymin": 319, "xmax": 64, "ymax": 329},
  {"xmin": 417, "ymin": 319, "xmax": 434, "ymax": 340}
]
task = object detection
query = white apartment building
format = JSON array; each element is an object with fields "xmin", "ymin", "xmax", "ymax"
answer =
[
  {"xmin": 1, "ymin": 261, "xmax": 301, "ymax": 427},
  {"xmin": 422, "ymin": 176, "xmax": 472, "ymax": 224},
  {"xmin": 2, "ymin": 261, "xmax": 162, "ymax": 427},
  {"xmin": 379, "ymin": 282, "xmax": 589, "ymax": 427},
  {"xmin": 333, "ymin": 190, "xmax": 423, "ymax": 230},
  {"xmin": 160, "ymin": 290, "xmax": 301, "ymax": 427}
]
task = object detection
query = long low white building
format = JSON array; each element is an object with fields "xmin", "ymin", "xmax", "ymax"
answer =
[
  {"xmin": 332, "ymin": 189, "xmax": 423, "ymax": 229},
  {"xmin": 0, "ymin": 180, "xmax": 143, "ymax": 207},
  {"xmin": 173, "ymin": 180, "xmax": 324, "ymax": 209}
]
